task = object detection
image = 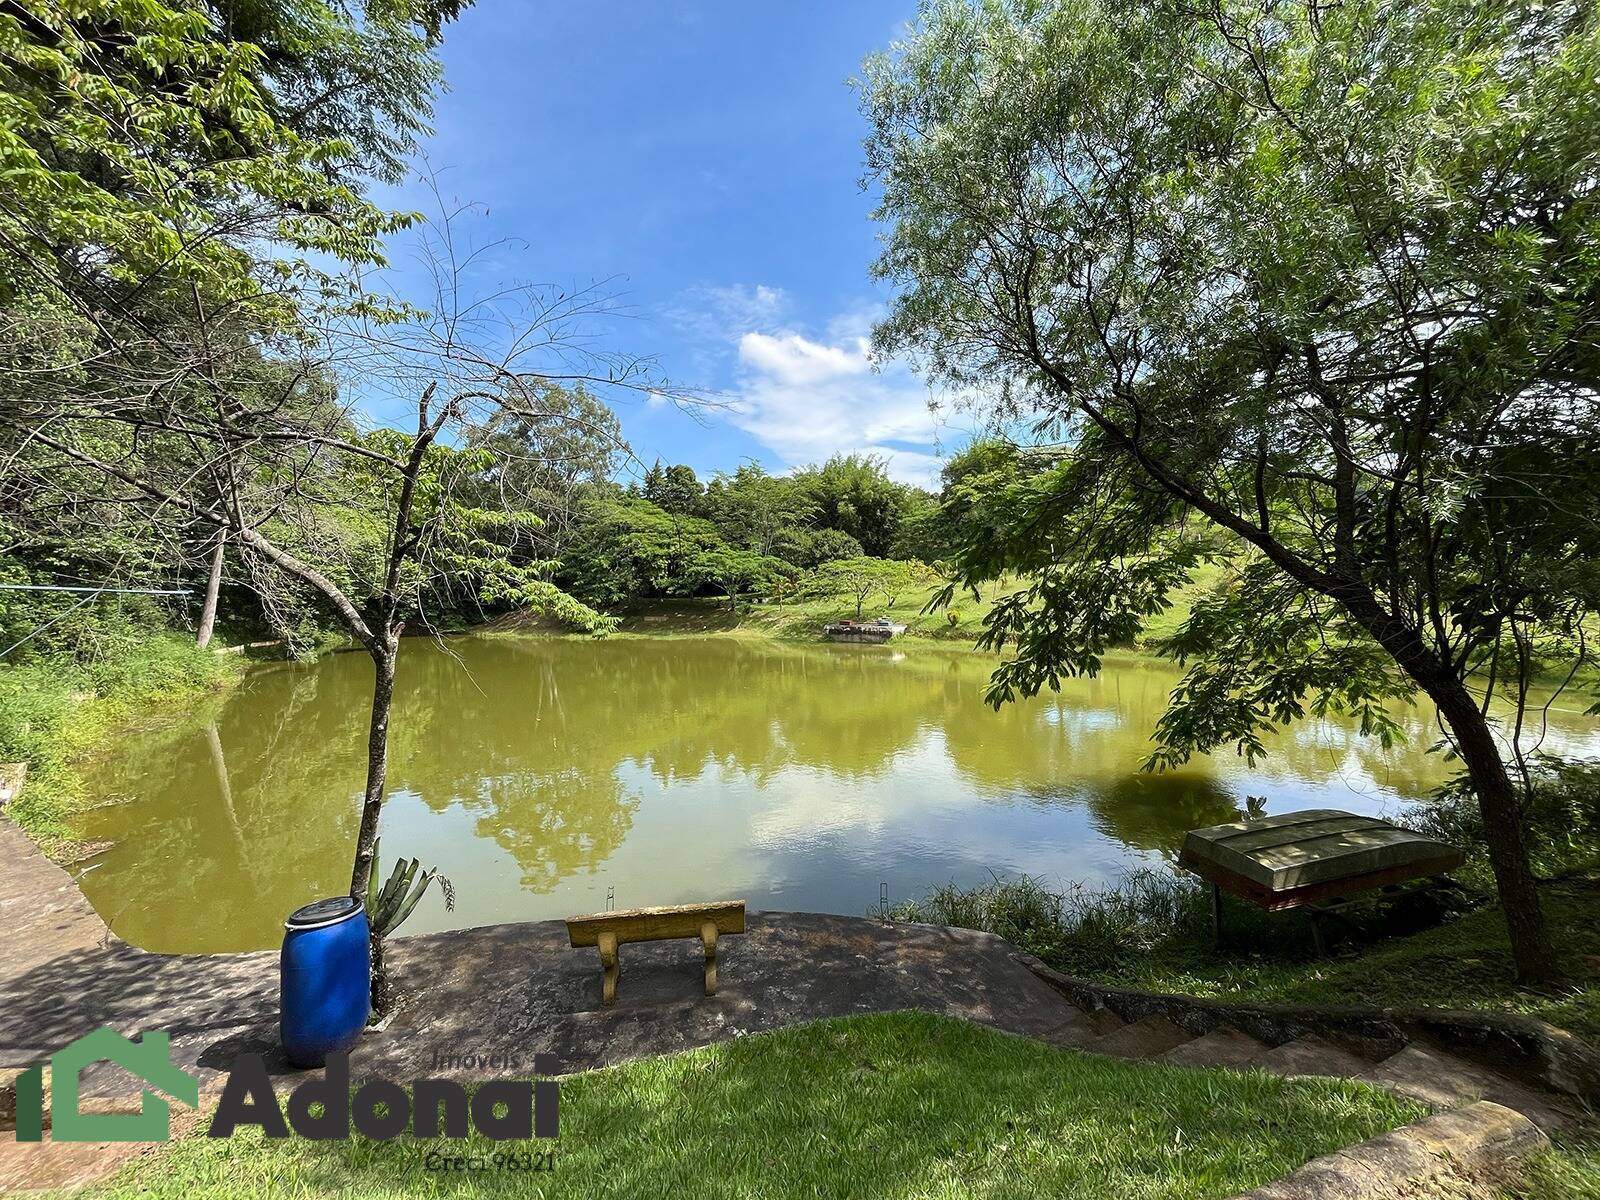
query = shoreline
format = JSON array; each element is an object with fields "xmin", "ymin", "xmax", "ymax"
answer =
[
  {"xmin": 12, "ymin": 603, "xmax": 1598, "ymax": 878},
  {"xmin": 0, "ymin": 638, "xmax": 240, "ymax": 861}
]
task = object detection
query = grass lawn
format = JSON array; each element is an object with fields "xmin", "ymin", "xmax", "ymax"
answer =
[
  {"xmin": 1095, "ymin": 879, "xmax": 1600, "ymax": 1045},
  {"xmin": 604, "ymin": 586, "xmax": 1014, "ymax": 645},
  {"xmin": 1517, "ymin": 1141, "xmax": 1600, "ymax": 1200},
  {"xmin": 599, "ymin": 560, "xmax": 1230, "ymax": 648},
  {"xmin": 64, "ymin": 1013, "xmax": 1426, "ymax": 1200}
]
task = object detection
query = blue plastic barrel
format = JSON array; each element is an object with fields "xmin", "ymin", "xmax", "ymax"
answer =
[{"xmin": 280, "ymin": 896, "xmax": 370, "ymax": 1067}]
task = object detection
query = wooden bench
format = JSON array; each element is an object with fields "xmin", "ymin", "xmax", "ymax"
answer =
[{"xmin": 566, "ymin": 900, "xmax": 745, "ymax": 1006}]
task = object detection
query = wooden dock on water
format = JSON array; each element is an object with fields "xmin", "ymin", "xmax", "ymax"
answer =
[{"xmin": 822, "ymin": 620, "xmax": 906, "ymax": 643}]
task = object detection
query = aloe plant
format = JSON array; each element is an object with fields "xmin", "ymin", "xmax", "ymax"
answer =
[
  {"xmin": 363, "ymin": 838, "xmax": 455, "ymax": 938},
  {"xmin": 363, "ymin": 839, "xmax": 455, "ymax": 1018}
]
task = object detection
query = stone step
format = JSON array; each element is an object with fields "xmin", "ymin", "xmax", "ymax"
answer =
[
  {"xmin": 0, "ymin": 1069, "xmax": 18, "ymax": 1132},
  {"xmin": 1358, "ymin": 1043, "xmax": 1579, "ymax": 1134},
  {"xmin": 1093, "ymin": 1014, "xmax": 1194, "ymax": 1060},
  {"xmin": 1080, "ymin": 1006, "xmax": 1128, "ymax": 1037},
  {"xmin": 1037, "ymin": 1006, "xmax": 1122, "ymax": 1050},
  {"xmin": 1248, "ymin": 1033, "xmax": 1383, "ymax": 1079},
  {"xmin": 1158, "ymin": 1025, "xmax": 1270, "ymax": 1069}
]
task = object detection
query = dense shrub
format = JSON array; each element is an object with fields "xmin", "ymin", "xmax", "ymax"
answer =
[
  {"xmin": 0, "ymin": 662, "xmax": 76, "ymax": 767},
  {"xmin": 1414, "ymin": 756, "xmax": 1600, "ymax": 884},
  {"xmin": 881, "ymin": 869, "xmax": 1228, "ymax": 975},
  {"xmin": 0, "ymin": 635, "xmax": 232, "ymax": 849}
]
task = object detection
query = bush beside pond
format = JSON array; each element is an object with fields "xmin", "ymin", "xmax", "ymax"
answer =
[
  {"xmin": 0, "ymin": 634, "xmax": 236, "ymax": 852},
  {"xmin": 884, "ymin": 866, "xmax": 1600, "ymax": 1043}
]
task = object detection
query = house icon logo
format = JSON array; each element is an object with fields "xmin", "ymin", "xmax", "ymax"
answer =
[{"xmin": 15, "ymin": 1028, "xmax": 199, "ymax": 1143}]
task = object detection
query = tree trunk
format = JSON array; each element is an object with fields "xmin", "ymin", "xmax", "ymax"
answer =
[
  {"xmin": 369, "ymin": 931, "xmax": 391, "ymax": 1019},
  {"xmin": 1329, "ymin": 589, "xmax": 1559, "ymax": 986},
  {"xmin": 195, "ymin": 531, "xmax": 226, "ymax": 649},
  {"xmin": 1424, "ymin": 673, "xmax": 1559, "ymax": 983},
  {"xmin": 349, "ymin": 638, "xmax": 398, "ymax": 1013},
  {"xmin": 350, "ymin": 640, "xmax": 397, "ymax": 901}
]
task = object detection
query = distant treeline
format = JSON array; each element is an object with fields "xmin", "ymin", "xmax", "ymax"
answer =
[{"xmin": 0, "ymin": 380, "xmax": 1003, "ymax": 658}]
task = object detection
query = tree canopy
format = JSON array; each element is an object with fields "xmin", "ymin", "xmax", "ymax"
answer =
[
  {"xmin": 863, "ymin": 0, "xmax": 1600, "ymax": 980},
  {"xmin": 808, "ymin": 556, "xmax": 932, "ymax": 619}
]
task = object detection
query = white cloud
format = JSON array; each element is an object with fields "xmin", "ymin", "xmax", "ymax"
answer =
[
  {"xmin": 730, "ymin": 330, "xmax": 947, "ymax": 487},
  {"xmin": 667, "ymin": 283, "xmax": 787, "ymax": 342},
  {"xmin": 823, "ymin": 303, "xmax": 886, "ymax": 344},
  {"xmin": 737, "ymin": 331, "xmax": 871, "ymax": 386},
  {"xmin": 668, "ymin": 284, "xmax": 959, "ymax": 488}
]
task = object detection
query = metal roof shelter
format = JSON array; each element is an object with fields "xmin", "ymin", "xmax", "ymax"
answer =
[{"xmin": 1178, "ymin": 808, "xmax": 1465, "ymax": 952}]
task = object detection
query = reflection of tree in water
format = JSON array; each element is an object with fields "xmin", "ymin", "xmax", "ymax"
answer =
[
  {"xmin": 471, "ymin": 637, "xmax": 941, "ymax": 785},
  {"xmin": 469, "ymin": 770, "xmax": 638, "ymax": 893},
  {"xmin": 74, "ymin": 661, "xmax": 372, "ymax": 950},
  {"xmin": 84, "ymin": 634, "xmax": 1541, "ymax": 951},
  {"xmin": 1079, "ymin": 772, "xmax": 1244, "ymax": 855},
  {"xmin": 371, "ymin": 638, "xmax": 971, "ymax": 889},
  {"xmin": 382, "ymin": 642, "xmax": 639, "ymax": 891}
]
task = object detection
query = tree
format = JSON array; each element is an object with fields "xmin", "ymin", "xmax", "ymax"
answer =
[
  {"xmin": 562, "ymin": 495, "xmax": 723, "ymax": 608},
  {"xmin": 777, "ymin": 527, "xmax": 865, "ymax": 568},
  {"xmin": 210, "ymin": 0, "xmax": 471, "ymax": 186},
  {"xmin": 688, "ymin": 547, "xmax": 794, "ymax": 610},
  {"xmin": 894, "ymin": 441, "xmax": 1022, "ymax": 567},
  {"xmin": 0, "ymin": 0, "xmax": 467, "ymax": 653},
  {"xmin": 705, "ymin": 464, "xmax": 817, "ymax": 556},
  {"xmin": 0, "ymin": 0, "xmax": 434, "ymax": 320},
  {"xmin": 809, "ymin": 557, "xmax": 925, "ymax": 619},
  {"xmin": 3, "ymin": 206, "xmax": 670, "ymax": 1011},
  {"xmin": 467, "ymin": 383, "xmax": 627, "ymax": 571},
  {"xmin": 794, "ymin": 454, "xmax": 919, "ymax": 557},
  {"xmin": 863, "ymin": 0, "xmax": 1600, "ymax": 980},
  {"xmin": 642, "ymin": 462, "xmax": 707, "ymax": 517}
]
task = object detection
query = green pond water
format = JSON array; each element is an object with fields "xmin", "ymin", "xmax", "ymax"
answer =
[{"xmin": 73, "ymin": 635, "xmax": 1600, "ymax": 953}]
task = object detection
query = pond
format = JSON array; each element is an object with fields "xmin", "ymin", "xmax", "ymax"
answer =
[{"xmin": 73, "ymin": 635, "xmax": 1600, "ymax": 953}]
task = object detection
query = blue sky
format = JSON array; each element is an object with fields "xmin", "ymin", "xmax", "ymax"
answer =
[{"xmin": 370, "ymin": 2, "xmax": 967, "ymax": 489}]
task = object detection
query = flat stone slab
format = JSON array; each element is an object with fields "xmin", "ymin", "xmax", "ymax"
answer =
[
  {"xmin": 356, "ymin": 913, "xmax": 1077, "ymax": 1081},
  {"xmin": 0, "ymin": 810, "xmax": 1081, "ymax": 1096},
  {"xmin": 0, "ymin": 819, "xmax": 109, "ymax": 986},
  {"xmin": 0, "ymin": 908, "xmax": 1077, "ymax": 1096}
]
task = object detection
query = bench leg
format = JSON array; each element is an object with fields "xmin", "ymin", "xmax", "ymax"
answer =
[
  {"xmin": 598, "ymin": 931, "xmax": 619, "ymax": 1006},
  {"xmin": 701, "ymin": 921, "xmax": 718, "ymax": 996}
]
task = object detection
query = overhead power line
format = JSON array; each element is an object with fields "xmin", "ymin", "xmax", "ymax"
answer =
[
  {"xmin": 0, "ymin": 585, "xmax": 190, "ymax": 595},
  {"xmin": 0, "ymin": 583, "xmax": 192, "ymax": 659}
]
